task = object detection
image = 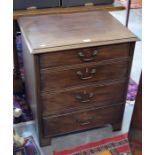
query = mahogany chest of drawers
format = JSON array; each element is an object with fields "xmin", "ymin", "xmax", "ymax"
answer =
[{"xmin": 18, "ymin": 11, "xmax": 138, "ymax": 146}]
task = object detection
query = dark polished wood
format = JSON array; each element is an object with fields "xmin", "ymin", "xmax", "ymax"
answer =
[
  {"xmin": 42, "ymin": 104, "xmax": 124, "ymax": 137},
  {"xmin": 129, "ymin": 74, "xmax": 142, "ymax": 154},
  {"xmin": 18, "ymin": 11, "xmax": 137, "ymax": 53},
  {"xmin": 39, "ymin": 43, "xmax": 131, "ymax": 68},
  {"xmin": 18, "ymin": 11, "xmax": 138, "ymax": 146},
  {"xmin": 112, "ymin": 121, "xmax": 123, "ymax": 131},
  {"xmin": 41, "ymin": 80, "xmax": 127, "ymax": 116},
  {"xmin": 130, "ymin": 76, "xmax": 142, "ymax": 130},
  {"xmin": 13, "ymin": 0, "xmax": 126, "ymax": 81},
  {"xmin": 40, "ymin": 60, "xmax": 130, "ymax": 92}
]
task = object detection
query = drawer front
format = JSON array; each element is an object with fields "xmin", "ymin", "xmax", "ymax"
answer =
[
  {"xmin": 41, "ymin": 80, "xmax": 127, "ymax": 116},
  {"xmin": 40, "ymin": 60, "xmax": 130, "ymax": 92},
  {"xmin": 42, "ymin": 104, "xmax": 124, "ymax": 137},
  {"xmin": 39, "ymin": 43, "xmax": 131, "ymax": 69}
]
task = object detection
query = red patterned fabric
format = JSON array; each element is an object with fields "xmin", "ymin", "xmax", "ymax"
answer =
[
  {"xmin": 13, "ymin": 136, "xmax": 41, "ymax": 155},
  {"xmin": 53, "ymin": 133, "xmax": 131, "ymax": 155}
]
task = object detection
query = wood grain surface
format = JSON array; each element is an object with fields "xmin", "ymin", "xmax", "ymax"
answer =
[
  {"xmin": 41, "ymin": 80, "xmax": 127, "ymax": 116},
  {"xmin": 42, "ymin": 104, "xmax": 124, "ymax": 137},
  {"xmin": 39, "ymin": 43, "xmax": 131, "ymax": 68},
  {"xmin": 40, "ymin": 60, "xmax": 130, "ymax": 92},
  {"xmin": 18, "ymin": 11, "xmax": 138, "ymax": 54}
]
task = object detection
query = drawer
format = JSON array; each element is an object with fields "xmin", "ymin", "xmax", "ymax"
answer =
[
  {"xmin": 61, "ymin": 0, "xmax": 114, "ymax": 7},
  {"xmin": 40, "ymin": 60, "xmax": 130, "ymax": 92},
  {"xmin": 39, "ymin": 43, "xmax": 131, "ymax": 69},
  {"xmin": 41, "ymin": 80, "xmax": 127, "ymax": 116},
  {"xmin": 42, "ymin": 104, "xmax": 124, "ymax": 137}
]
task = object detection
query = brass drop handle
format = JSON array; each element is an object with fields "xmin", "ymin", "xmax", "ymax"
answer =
[
  {"xmin": 79, "ymin": 122, "xmax": 90, "ymax": 126},
  {"xmin": 76, "ymin": 116, "xmax": 94, "ymax": 126},
  {"xmin": 76, "ymin": 68, "xmax": 96, "ymax": 80},
  {"xmin": 78, "ymin": 50, "xmax": 98, "ymax": 62},
  {"xmin": 75, "ymin": 91, "xmax": 94, "ymax": 103}
]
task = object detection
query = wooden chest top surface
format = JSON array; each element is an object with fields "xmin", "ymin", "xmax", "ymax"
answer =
[{"xmin": 18, "ymin": 11, "xmax": 138, "ymax": 54}]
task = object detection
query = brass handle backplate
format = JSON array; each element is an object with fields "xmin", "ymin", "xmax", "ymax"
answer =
[
  {"xmin": 76, "ymin": 68, "xmax": 96, "ymax": 80},
  {"xmin": 75, "ymin": 91, "xmax": 94, "ymax": 103},
  {"xmin": 78, "ymin": 50, "xmax": 98, "ymax": 62},
  {"xmin": 76, "ymin": 116, "xmax": 94, "ymax": 126}
]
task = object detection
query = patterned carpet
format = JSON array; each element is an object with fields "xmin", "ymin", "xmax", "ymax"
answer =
[
  {"xmin": 13, "ymin": 92, "xmax": 33, "ymax": 124},
  {"xmin": 127, "ymin": 78, "xmax": 138, "ymax": 101},
  {"xmin": 53, "ymin": 133, "xmax": 131, "ymax": 155},
  {"xmin": 13, "ymin": 136, "xmax": 41, "ymax": 155}
]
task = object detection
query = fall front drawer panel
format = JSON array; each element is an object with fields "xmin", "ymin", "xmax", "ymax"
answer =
[
  {"xmin": 40, "ymin": 60, "xmax": 130, "ymax": 92},
  {"xmin": 39, "ymin": 43, "xmax": 131, "ymax": 68},
  {"xmin": 41, "ymin": 80, "xmax": 127, "ymax": 116},
  {"xmin": 42, "ymin": 104, "xmax": 124, "ymax": 137}
]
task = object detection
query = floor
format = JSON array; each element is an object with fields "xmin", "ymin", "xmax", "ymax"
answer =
[
  {"xmin": 14, "ymin": 103, "xmax": 134, "ymax": 155},
  {"xmin": 14, "ymin": 9, "xmax": 142, "ymax": 155},
  {"xmin": 110, "ymin": 9, "xmax": 142, "ymax": 83}
]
